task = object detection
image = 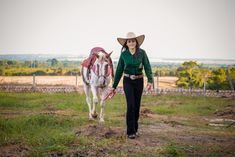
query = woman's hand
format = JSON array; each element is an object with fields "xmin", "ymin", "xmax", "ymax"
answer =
[
  {"xmin": 102, "ymin": 87, "xmax": 116, "ymax": 101},
  {"xmin": 146, "ymin": 83, "xmax": 152, "ymax": 92},
  {"xmin": 108, "ymin": 87, "xmax": 116, "ymax": 99},
  {"xmin": 111, "ymin": 87, "xmax": 115, "ymax": 91}
]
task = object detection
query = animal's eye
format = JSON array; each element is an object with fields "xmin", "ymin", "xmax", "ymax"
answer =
[
  {"xmin": 103, "ymin": 58, "xmax": 108, "ymax": 63},
  {"xmin": 105, "ymin": 64, "xmax": 108, "ymax": 72}
]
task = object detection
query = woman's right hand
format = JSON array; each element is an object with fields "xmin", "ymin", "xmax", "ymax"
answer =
[
  {"xmin": 111, "ymin": 87, "xmax": 115, "ymax": 91},
  {"xmin": 107, "ymin": 87, "xmax": 116, "ymax": 99},
  {"xmin": 110, "ymin": 87, "xmax": 116, "ymax": 94}
]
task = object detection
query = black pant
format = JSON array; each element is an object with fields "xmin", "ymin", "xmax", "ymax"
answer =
[{"xmin": 123, "ymin": 76, "xmax": 144, "ymax": 135}]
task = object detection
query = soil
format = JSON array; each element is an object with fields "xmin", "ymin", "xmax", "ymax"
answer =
[
  {"xmin": 214, "ymin": 105, "xmax": 235, "ymax": 119},
  {"xmin": 0, "ymin": 144, "xmax": 30, "ymax": 157}
]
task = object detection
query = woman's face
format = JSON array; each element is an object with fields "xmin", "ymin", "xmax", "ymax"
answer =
[{"xmin": 126, "ymin": 39, "xmax": 137, "ymax": 49}]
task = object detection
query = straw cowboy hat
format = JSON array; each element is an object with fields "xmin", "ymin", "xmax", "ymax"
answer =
[{"xmin": 117, "ymin": 32, "xmax": 145, "ymax": 46}]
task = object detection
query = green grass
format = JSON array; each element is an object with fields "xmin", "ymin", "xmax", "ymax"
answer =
[
  {"xmin": 0, "ymin": 92, "xmax": 234, "ymax": 156},
  {"xmin": 142, "ymin": 95, "xmax": 233, "ymax": 116},
  {"xmin": 0, "ymin": 92, "xmax": 127, "ymax": 113},
  {"xmin": 160, "ymin": 143, "xmax": 185, "ymax": 157},
  {"xmin": 0, "ymin": 114, "xmax": 84, "ymax": 156},
  {"xmin": 0, "ymin": 92, "xmax": 127, "ymax": 156},
  {"xmin": 1, "ymin": 93, "xmax": 230, "ymax": 117}
]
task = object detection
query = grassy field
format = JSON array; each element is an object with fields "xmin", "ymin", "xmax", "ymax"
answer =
[{"xmin": 0, "ymin": 92, "xmax": 234, "ymax": 157}]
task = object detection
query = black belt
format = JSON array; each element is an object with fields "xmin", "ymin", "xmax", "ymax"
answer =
[{"xmin": 124, "ymin": 73, "xmax": 143, "ymax": 80}]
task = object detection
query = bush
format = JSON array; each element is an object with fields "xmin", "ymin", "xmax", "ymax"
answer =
[{"xmin": 34, "ymin": 70, "xmax": 47, "ymax": 75}]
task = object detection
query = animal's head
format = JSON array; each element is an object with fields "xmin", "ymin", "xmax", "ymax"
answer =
[
  {"xmin": 92, "ymin": 51, "xmax": 113, "ymax": 87},
  {"xmin": 93, "ymin": 51, "xmax": 112, "ymax": 63}
]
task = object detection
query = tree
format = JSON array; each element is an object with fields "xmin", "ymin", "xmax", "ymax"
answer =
[
  {"xmin": 0, "ymin": 61, "xmax": 3, "ymax": 66},
  {"xmin": 7, "ymin": 60, "xmax": 14, "ymax": 65},
  {"xmin": 198, "ymin": 68, "xmax": 211, "ymax": 88},
  {"xmin": 51, "ymin": 58, "xmax": 58, "ymax": 67},
  {"xmin": 176, "ymin": 61, "xmax": 200, "ymax": 88},
  {"xmin": 32, "ymin": 60, "xmax": 38, "ymax": 68},
  {"xmin": 207, "ymin": 68, "xmax": 228, "ymax": 90},
  {"xmin": 57, "ymin": 67, "xmax": 63, "ymax": 75},
  {"xmin": 24, "ymin": 61, "xmax": 32, "ymax": 67},
  {"xmin": 230, "ymin": 67, "xmax": 235, "ymax": 85}
]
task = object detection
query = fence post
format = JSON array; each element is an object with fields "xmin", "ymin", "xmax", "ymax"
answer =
[
  {"xmin": 227, "ymin": 66, "xmax": 234, "ymax": 91},
  {"xmin": 156, "ymin": 74, "xmax": 159, "ymax": 94},
  {"xmin": 203, "ymin": 75, "xmax": 206, "ymax": 96},
  {"xmin": 152, "ymin": 74, "xmax": 155, "ymax": 94},
  {"xmin": 33, "ymin": 74, "xmax": 36, "ymax": 87},
  {"xmin": 76, "ymin": 74, "xmax": 78, "ymax": 86}
]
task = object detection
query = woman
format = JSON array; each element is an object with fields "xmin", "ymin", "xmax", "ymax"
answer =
[{"xmin": 111, "ymin": 32, "xmax": 153, "ymax": 139}]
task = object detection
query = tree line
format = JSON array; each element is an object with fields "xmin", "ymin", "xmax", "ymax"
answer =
[
  {"xmin": 0, "ymin": 59, "xmax": 234, "ymax": 90},
  {"xmin": 176, "ymin": 61, "xmax": 235, "ymax": 90},
  {"xmin": 0, "ymin": 59, "xmax": 81, "ymax": 76},
  {"xmin": 0, "ymin": 59, "xmax": 179, "ymax": 77}
]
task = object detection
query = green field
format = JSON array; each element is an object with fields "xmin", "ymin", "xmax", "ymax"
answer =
[{"xmin": 0, "ymin": 92, "xmax": 234, "ymax": 157}]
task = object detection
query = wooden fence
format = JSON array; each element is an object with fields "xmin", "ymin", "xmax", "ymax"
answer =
[{"xmin": 0, "ymin": 84, "xmax": 234, "ymax": 98}]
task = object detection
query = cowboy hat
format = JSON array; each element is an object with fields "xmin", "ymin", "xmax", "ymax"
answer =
[{"xmin": 117, "ymin": 32, "xmax": 145, "ymax": 46}]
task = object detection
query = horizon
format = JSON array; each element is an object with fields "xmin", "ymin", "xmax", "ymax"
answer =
[
  {"xmin": 1, "ymin": 53, "xmax": 235, "ymax": 66},
  {"xmin": 0, "ymin": 53, "xmax": 235, "ymax": 61}
]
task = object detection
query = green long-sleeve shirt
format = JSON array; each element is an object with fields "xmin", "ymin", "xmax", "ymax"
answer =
[{"xmin": 112, "ymin": 48, "xmax": 153, "ymax": 89}]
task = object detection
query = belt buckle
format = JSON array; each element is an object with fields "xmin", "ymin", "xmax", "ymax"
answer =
[{"xmin": 130, "ymin": 75, "xmax": 136, "ymax": 80}]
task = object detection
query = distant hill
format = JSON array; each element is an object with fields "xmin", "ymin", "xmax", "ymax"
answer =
[{"xmin": 0, "ymin": 54, "xmax": 86, "ymax": 61}]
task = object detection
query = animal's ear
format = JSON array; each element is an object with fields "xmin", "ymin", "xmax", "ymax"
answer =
[
  {"xmin": 93, "ymin": 53, "xmax": 99, "ymax": 58},
  {"xmin": 106, "ymin": 51, "xmax": 113, "ymax": 58}
]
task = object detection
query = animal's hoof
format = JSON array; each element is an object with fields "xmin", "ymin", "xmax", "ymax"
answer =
[
  {"xmin": 99, "ymin": 119, "xmax": 105, "ymax": 123},
  {"xmin": 89, "ymin": 117, "xmax": 94, "ymax": 121},
  {"xmin": 91, "ymin": 113, "xmax": 98, "ymax": 119}
]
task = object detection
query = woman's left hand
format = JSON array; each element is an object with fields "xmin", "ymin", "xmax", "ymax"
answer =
[{"xmin": 146, "ymin": 83, "xmax": 152, "ymax": 92}]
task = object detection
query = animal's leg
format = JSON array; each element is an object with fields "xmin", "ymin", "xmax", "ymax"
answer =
[
  {"xmin": 91, "ymin": 86, "xmax": 98, "ymax": 118},
  {"xmin": 83, "ymin": 84, "xmax": 93, "ymax": 120},
  {"xmin": 99, "ymin": 99, "xmax": 105, "ymax": 122}
]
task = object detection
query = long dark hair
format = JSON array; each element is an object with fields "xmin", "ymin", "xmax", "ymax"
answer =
[{"xmin": 121, "ymin": 38, "xmax": 140, "ymax": 58}]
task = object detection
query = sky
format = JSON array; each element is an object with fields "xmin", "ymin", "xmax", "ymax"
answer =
[{"xmin": 0, "ymin": 0, "xmax": 235, "ymax": 59}]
